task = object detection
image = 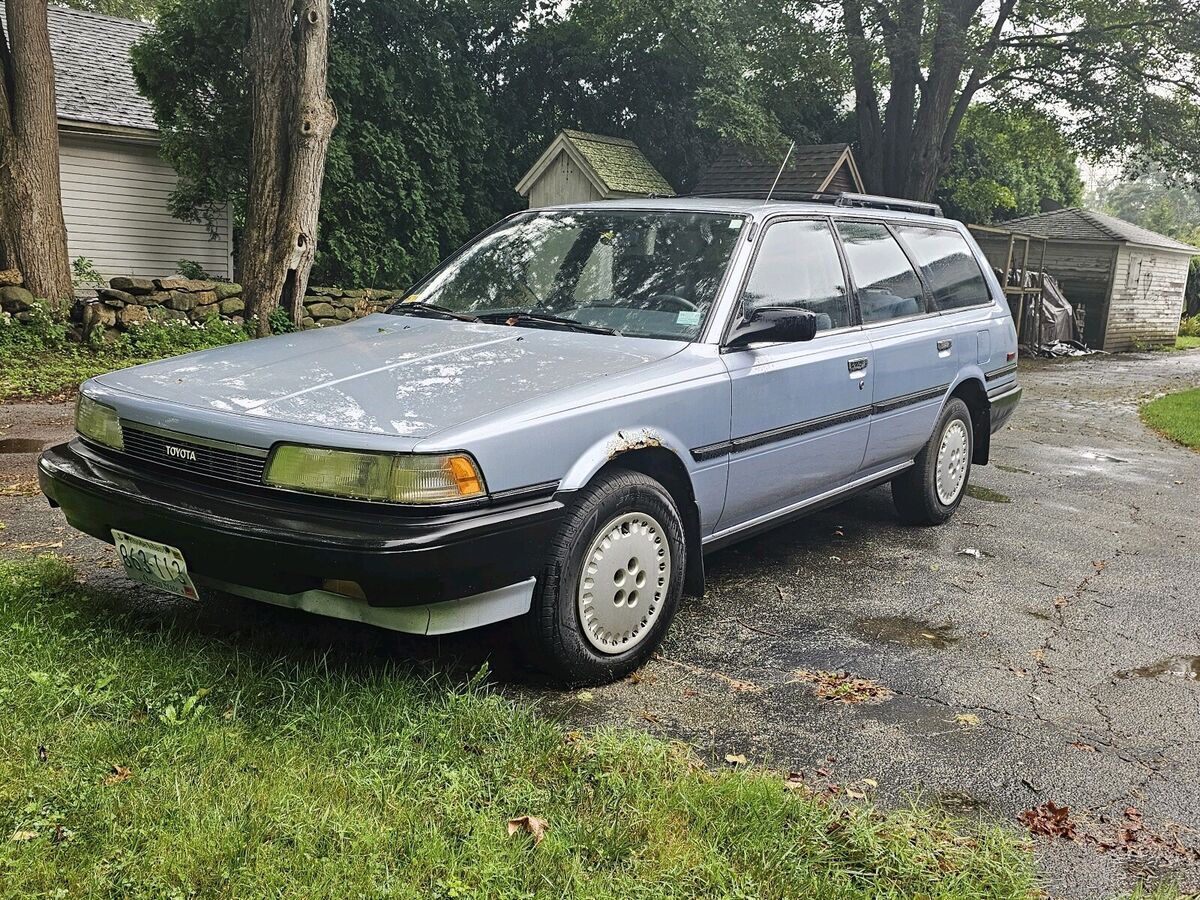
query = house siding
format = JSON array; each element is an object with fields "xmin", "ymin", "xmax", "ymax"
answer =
[
  {"xmin": 527, "ymin": 149, "xmax": 604, "ymax": 208},
  {"xmin": 1102, "ymin": 246, "xmax": 1191, "ymax": 351},
  {"xmin": 59, "ymin": 132, "xmax": 233, "ymax": 281}
]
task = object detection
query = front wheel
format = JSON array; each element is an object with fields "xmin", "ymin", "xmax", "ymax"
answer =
[
  {"xmin": 892, "ymin": 397, "xmax": 973, "ymax": 526},
  {"xmin": 519, "ymin": 470, "xmax": 686, "ymax": 685}
]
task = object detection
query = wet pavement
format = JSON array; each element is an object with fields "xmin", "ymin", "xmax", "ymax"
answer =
[{"xmin": 3, "ymin": 350, "xmax": 1200, "ymax": 898}]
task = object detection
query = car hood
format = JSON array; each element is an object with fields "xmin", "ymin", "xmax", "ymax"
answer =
[{"xmin": 96, "ymin": 314, "xmax": 683, "ymax": 438}]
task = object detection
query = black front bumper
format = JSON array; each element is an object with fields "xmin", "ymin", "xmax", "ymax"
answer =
[{"xmin": 38, "ymin": 441, "xmax": 565, "ymax": 606}]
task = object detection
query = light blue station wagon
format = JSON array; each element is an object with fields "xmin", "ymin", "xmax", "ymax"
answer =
[{"xmin": 40, "ymin": 193, "xmax": 1021, "ymax": 684}]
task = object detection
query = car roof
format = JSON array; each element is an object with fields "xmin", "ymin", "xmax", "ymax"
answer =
[{"xmin": 539, "ymin": 196, "xmax": 959, "ymax": 227}]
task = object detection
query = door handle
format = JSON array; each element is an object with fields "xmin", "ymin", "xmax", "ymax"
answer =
[
  {"xmin": 847, "ymin": 357, "xmax": 869, "ymax": 373},
  {"xmin": 937, "ymin": 339, "xmax": 952, "ymax": 352}
]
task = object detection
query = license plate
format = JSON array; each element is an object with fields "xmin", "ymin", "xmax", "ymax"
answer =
[{"xmin": 112, "ymin": 530, "xmax": 199, "ymax": 600}]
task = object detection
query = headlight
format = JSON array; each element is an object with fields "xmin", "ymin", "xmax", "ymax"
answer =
[
  {"xmin": 264, "ymin": 445, "xmax": 486, "ymax": 504},
  {"xmin": 76, "ymin": 394, "xmax": 123, "ymax": 450}
]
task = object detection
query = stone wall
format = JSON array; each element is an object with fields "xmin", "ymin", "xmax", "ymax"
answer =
[{"xmin": 0, "ymin": 274, "xmax": 403, "ymax": 339}]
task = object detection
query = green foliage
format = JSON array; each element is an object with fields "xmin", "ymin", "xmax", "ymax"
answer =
[
  {"xmin": 936, "ymin": 106, "xmax": 1084, "ymax": 224},
  {"xmin": 0, "ymin": 554, "xmax": 1038, "ymax": 898},
  {"xmin": 70, "ymin": 257, "xmax": 104, "ymax": 291},
  {"xmin": 267, "ymin": 306, "xmax": 295, "ymax": 335},
  {"xmin": 0, "ymin": 304, "xmax": 248, "ymax": 401},
  {"xmin": 176, "ymin": 259, "xmax": 212, "ymax": 280},
  {"xmin": 1179, "ymin": 314, "xmax": 1200, "ymax": 338}
]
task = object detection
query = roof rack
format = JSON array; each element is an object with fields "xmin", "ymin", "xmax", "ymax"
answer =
[{"xmin": 686, "ymin": 189, "xmax": 944, "ymax": 218}]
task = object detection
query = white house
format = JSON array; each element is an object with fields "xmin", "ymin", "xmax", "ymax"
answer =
[{"xmin": 0, "ymin": 3, "xmax": 233, "ymax": 282}]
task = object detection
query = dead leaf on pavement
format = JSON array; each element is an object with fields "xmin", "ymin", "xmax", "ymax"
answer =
[
  {"xmin": 7, "ymin": 541, "xmax": 63, "ymax": 552},
  {"xmin": 506, "ymin": 815, "xmax": 548, "ymax": 846},
  {"xmin": 725, "ymin": 753, "xmax": 748, "ymax": 766},
  {"xmin": 1019, "ymin": 801, "xmax": 1076, "ymax": 839},
  {"xmin": 574, "ymin": 690, "xmax": 594, "ymax": 702},
  {"xmin": 104, "ymin": 765, "xmax": 132, "ymax": 786},
  {"xmin": 954, "ymin": 713, "xmax": 982, "ymax": 727},
  {"xmin": 788, "ymin": 669, "xmax": 893, "ymax": 704},
  {"xmin": 0, "ymin": 477, "xmax": 39, "ymax": 497},
  {"xmin": 1069, "ymin": 741, "xmax": 1097, "ymax": 753},
  {"xmin": 10, "ymin": 830, "xmax": 36, "ymax": 842}
]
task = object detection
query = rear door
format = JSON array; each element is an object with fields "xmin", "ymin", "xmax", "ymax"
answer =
[
  {"xmin": 715, "ymin": 217, "xmax": 873, "ymax": 533},
  {"xmin": 833, "ymin": 219, "xmax": 947, "ymax": 472}
]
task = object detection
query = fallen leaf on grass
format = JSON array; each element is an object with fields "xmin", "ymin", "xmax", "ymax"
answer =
[
  {"xmin": 788, "ymin": 669, "xmax": 893, "ymax": 704},
  {"xmin": 104, "ymin": 765, "xmax": 132, "ymax": 786},
  {"xmin": 954, "ymin": 713, "xmax": 981, "ymax": 727},
  {"xmin": 10, "ymin": 830, "xmax": 36, "ymax": 842},
  {"xmin": 1019, "ymin": 801, "xmax": 1076, "ymax": 839},
  {"xmin": 724, "ymin": 753, "xmax": 748, "ymax": 766},
  {"xmin": 506, "ymin": 815, "xmax": 548, "ymax": 846},
  {"xmin": 37, "ymin": 745, "xmax": 47, "ymax": 763}
]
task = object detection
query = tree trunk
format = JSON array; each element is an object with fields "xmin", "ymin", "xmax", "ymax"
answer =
[
  {"xmin": 241, "ymin": 0, "xmax": 335, "ymax": 338},
  {"xmin": 0, "ymin": 0, "xmax": 74, "ymax": 306}
]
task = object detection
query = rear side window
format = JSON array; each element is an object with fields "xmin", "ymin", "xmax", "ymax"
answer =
[
  {"xmin": 894, "ymin": 225, "xmax": 991, "ymax": 311},
  {"xmin": 741, "ymin": 220, "xmax": 850, "ymax": 333},
  {"xmin": 835, "ymin": 221, "xmax": 926, "ymax": 324}
]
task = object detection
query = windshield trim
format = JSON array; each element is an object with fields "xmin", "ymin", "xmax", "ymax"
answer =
[{"xmin": 389, "ymin": 206, "xmax": 753, "ymax": 344}]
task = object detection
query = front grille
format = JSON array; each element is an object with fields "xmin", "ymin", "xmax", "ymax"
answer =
[{"xmin": 119, "ymin": 425, "xmax": 268, "ymax": 488}]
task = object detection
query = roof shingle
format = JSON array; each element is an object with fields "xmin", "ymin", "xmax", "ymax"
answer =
[
  {"xmin": 1005, "ymin": 207, "xmax": 1200, "ymax": 255},
  {"xmin": 693, "ymin": 144, "xmax": 859, "ymax": 196},
  {"xmin": 561, "ymin": 130, "xmax": 675, "ymax": 197},
  {"xmin": 0, "ymin": 2, "xmax": 156, "ymax": 132}
]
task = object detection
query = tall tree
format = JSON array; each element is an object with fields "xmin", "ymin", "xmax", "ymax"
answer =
[
  {"xmin": 0, "ymin": 0, "xmax": 73, "ymax": 304},
  {"xmin": 240, "ymin": 0, "xmax": 336, "ymax": 336},
  {"xmin": 839, "ymin": 0, "xmax": 1200, "ymax": 201},
  {"xmin": 56, "ymin": 0, "xmax": 161, "ymax": 18}
]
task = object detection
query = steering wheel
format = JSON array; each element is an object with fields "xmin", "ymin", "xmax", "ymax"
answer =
[{"xmin": 644, "ymin": 293, "xmax": 698, "ymax": 313}]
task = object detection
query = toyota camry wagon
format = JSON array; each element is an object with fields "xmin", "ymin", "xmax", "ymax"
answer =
[{"xmin": 40, "ymin": 193, "xmax": 1021, "ymax": 684}]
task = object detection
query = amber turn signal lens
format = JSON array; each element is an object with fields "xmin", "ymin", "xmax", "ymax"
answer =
[{"xmin": 445, "ymin": 454, "xmax": 483, "ymax": 496}]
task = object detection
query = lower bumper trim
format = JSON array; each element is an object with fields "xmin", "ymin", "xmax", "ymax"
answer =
[{"xmin": 200, "ymin": 576, "xmax": 536, "ymax": 636}]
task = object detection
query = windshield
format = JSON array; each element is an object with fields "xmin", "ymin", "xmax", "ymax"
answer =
[{"xmin": 392, "ymin": 209, "xmax": 746, "ymax": 341}]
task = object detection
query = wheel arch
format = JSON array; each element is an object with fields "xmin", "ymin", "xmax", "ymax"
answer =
[
  {"xmin": 949, "ymin": 376, "xmax": 991, "ymax": 465},
  {"xmin": 559, "ymin": 431, "xmax": 705, "ymax": 599}
]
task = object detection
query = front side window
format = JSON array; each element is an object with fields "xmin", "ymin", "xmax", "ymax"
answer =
[
  {"xmin": 893, "ymin": 225, "xmax": 991, "ymax": 312},
  {"xmin": 835, "ymin": 221, "xmax": 926, "ymax": 324},
  {"xmin": 741, "ymin": 219, "xmax": 850, "ymax": 333},
  {"xmin": 396, "ymin": 209, "xmax": 745, "ymax": 341}
]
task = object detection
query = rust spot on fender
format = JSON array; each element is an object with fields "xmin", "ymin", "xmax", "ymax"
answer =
[{"xmin": 606, "ymin": 428, "xmax": 664, "ymax": 459}]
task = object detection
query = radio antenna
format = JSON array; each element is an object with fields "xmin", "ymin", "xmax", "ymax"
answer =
[{"xmin": 764, "ymin": 140, "xmax": 796, "ymax": 205}]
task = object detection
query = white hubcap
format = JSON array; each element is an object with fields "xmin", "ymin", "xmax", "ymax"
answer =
[
  {"xmin": 935, "ymin": 418, "xmax": 970, "ymax": 505},
  {"xmin": 577, "ymin": 512, "xmax": 670, "ymax": 655}
]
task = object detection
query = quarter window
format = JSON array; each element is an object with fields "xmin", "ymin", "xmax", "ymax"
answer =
[
  {"xmin": 835, "ymin": 221, "xmax": 926, "ymax": 324},
  {"xmin": 741, "ymin": 220, "xmax": 850, "ymax": 333},
  {"xmin": 894, "ymin": 225, "xmax": 990, "ymax": 311}
]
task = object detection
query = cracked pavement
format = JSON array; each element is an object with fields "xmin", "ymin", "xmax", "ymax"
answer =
[{"xmin": 3, "ymin": 350, "xmax": 1199, "ymax": 898}]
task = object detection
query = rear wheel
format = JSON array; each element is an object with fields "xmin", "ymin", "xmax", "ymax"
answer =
[
  {"xmin": 520, "ymin": 470, "xmax": 685, "ymax": 685},
  {"xmin": 892, "ymin": 397, "xmax": 973, "ymax": 526}
]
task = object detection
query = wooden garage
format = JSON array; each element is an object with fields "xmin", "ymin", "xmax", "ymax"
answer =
[{"xmin": 973, "ymin": 208, "xmax": 1198, "ymax": 352}]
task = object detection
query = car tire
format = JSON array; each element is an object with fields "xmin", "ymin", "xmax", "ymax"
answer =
[
  {"xmin": 892, "ymin": 397, "xmax": 973, "ymax": 526},
  {"xmin": 519, "ymin": 469, "xmax": 686, "ymax": 686}
]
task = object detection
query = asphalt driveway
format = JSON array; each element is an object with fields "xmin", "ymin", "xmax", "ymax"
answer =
[{"xmin": 3, "ymin": 350, "xmax": 1199, "ymax": 898}]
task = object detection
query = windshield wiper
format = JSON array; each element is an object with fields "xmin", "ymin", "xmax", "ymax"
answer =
[
  {"xmin": 475, "ymin": 310, "xmax": 619, "ymax": 336},
  {"xmin": 390, "ymin": 301, "xmax": 479, "ymax": 323}
]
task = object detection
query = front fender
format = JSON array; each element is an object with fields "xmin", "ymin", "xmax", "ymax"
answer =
[{"xmin": 557, "ymin": 426, "xmax": 696, "ymax": 492}]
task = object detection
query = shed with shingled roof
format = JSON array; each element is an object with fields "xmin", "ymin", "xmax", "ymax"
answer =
[
  {"xmin": 972, "ymin": 207, "xmax": 1198, "ymax": 351},
  {"xmin": 516, "ymin": 130, "xmax": 675, "ymax": 208}
]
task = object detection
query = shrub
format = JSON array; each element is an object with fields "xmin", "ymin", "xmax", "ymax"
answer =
[{"xmin": 1179, "ymin": 313, "xmax": 1200, "ymax": 337}]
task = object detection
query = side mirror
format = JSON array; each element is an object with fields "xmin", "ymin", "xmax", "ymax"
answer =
[{"xmin": 725, "ymin": 306, "xmax": 818, "ymax": 350}]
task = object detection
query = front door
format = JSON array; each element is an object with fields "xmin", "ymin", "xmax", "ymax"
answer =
[{"xmin": 715, "ymin": 218, "xmax": 873, "ymax": 534}]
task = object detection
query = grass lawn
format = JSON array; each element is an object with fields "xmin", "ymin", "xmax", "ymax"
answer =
[
  {"xmin": 0, "ymin": 555, "xmax": 1041, "ymax": 899},
  {"xmin": 0, "ymin": 343, "xmax": 153, "ymax": 402},
  {"xmin": 1141, "ymin": 387, "xmax": 1200, "ymax": 449},
  {"xmin": 1176, "ymin": 335, "xmax": 1200, "ymax": 350}
]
